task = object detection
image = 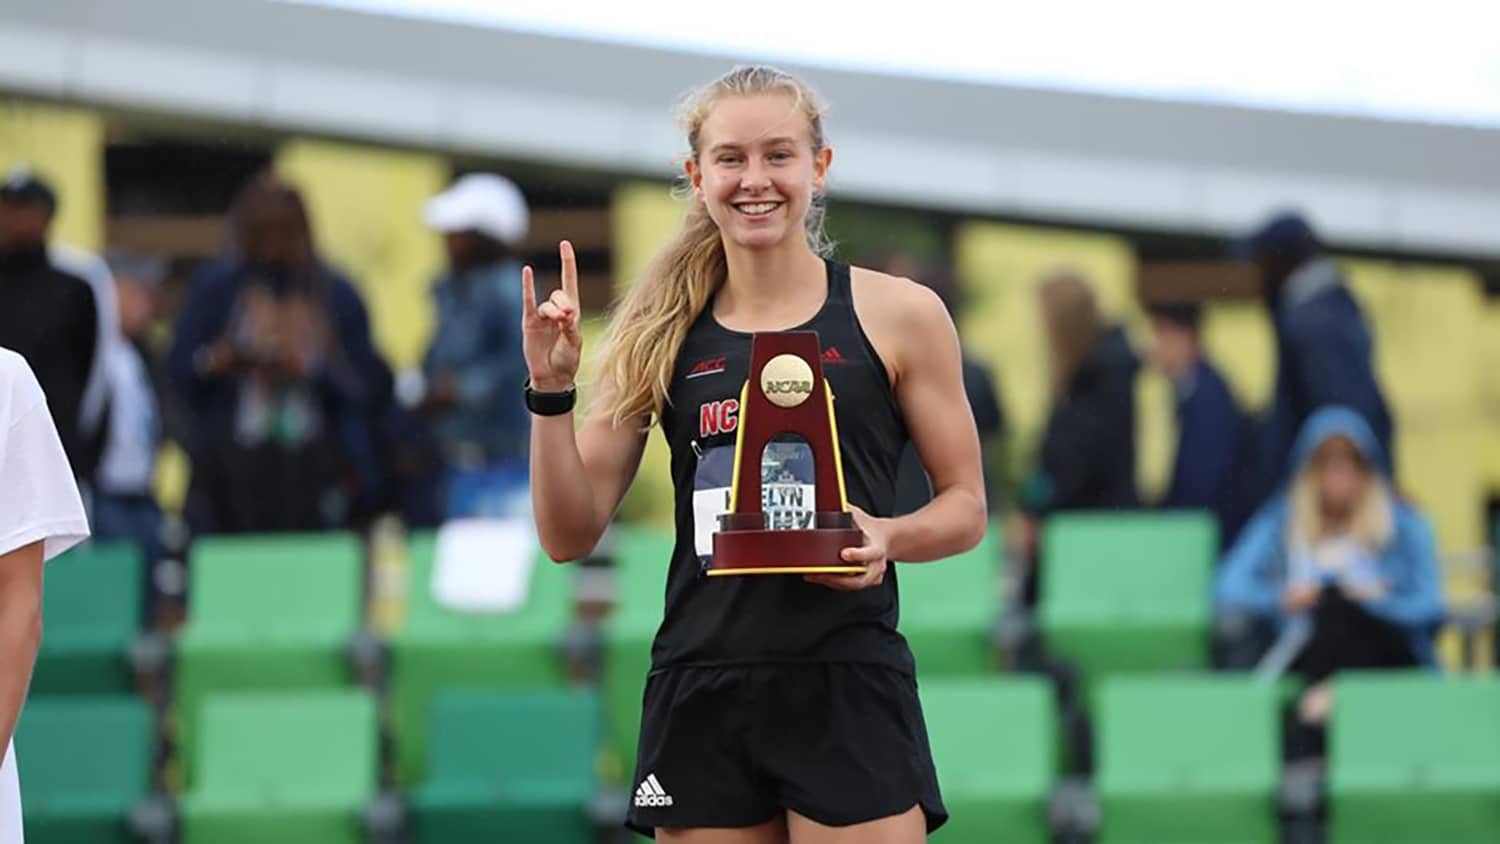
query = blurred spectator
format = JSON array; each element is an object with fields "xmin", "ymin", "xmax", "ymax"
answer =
[
  {"xmin": 1240, "ymin": 212, "xmax": 1393, "ymax": 506},
  {"xmin": 167, "ymin": 173, "xmax": 394, "ymax": 534},
  {"xmin": 0, "ymin": 166, "xmax": 113, "ymax": 480},
  {"xmin": 93, "ymin": 251, "xmax": 168, "ymax": 604},
  {"xmin": 1145, "ymin": 302, "xmax": 1255, "ymax": 548},
  {"xmin": 417, "ymin": 173, "xmax": 533, "ymax": 519},
  {"xmin": 1012, "ymin": 271, "xmax": 1139, "ymax": 602},
  {"xmin": 888, "ymin": 262, "xmax": 1006, "ymax": 517},
  {"xmin": 1214, "ymin": 407, "xmax": 1443, "ymax": 753}
]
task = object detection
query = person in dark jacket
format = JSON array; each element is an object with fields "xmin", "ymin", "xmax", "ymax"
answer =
[
  {"xmin": 1012, "ymin": 271, "xmax": 1139, "ymax": 604},
  {"xmin": 0, "ymin": 168, "xmax": 103, "ymax": 479},
  {"xmin": 1240, "ymin": 212, "xmax": 1393, "ymax": 508},
  {"xmin": 1023, "ymin": 271, "xmax": 1139, "ymax": 514},
  {"xmin": 167, "ymin": 174, "xmax": 394, "ymax": 533},
  {"xmin": 1146, "ymin": 302, "xmax": 1254, "ymax": 548}
]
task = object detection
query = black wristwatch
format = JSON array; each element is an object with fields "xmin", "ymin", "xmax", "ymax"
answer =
[{"xmin": 525, "ymin": 379, "xmax": 577, "ymax": 416}]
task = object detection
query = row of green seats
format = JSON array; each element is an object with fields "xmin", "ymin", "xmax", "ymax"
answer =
[
  {"xmin": 17, "ymin": 687, "xmax": 602, "ymax": 844},
  {"xmin": 21, "ymin": 673, "xmax": 1500, "ymax": 844},
  {"xmin": 21, "ymin": 514, "xmax": 1497, "ymax": 844},
  {"xmin": 43, "ymin": 509, "xmax": 1216, "ymax": 791},
  {"xmin": 925, "ymin": 671, "xmax": 1500, "ymax": 844},
  {"xmin": 37, "ymin": 508, "xmax": 1210, "ymax": 709},
  {"xmin": 164, "ymin": 529, "xmax": 578, "ymax": 787}
]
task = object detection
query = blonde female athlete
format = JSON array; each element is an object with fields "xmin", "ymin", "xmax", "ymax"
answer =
[{"xmin": 523, "ymin": 65, "xmax": 987, "ymax": 844}]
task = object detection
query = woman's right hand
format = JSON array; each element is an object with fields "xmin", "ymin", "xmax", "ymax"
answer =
[{"xmin": 522, "ymin": 240, "xmax": 583, "ymax": 391}]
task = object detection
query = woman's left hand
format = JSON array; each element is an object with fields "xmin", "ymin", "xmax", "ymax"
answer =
[{"xmin": 805, "ymin": 504, "xmax": 889, "ymax": 591}]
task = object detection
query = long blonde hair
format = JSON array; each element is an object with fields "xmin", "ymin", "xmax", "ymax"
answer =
[
  {"xmin": 593, "ymin": 65, "xmax": 834, "ymax": 428},
  {"xmin": 1038, "ymin": 270, "xmax": 1101, "ymax": 396}
]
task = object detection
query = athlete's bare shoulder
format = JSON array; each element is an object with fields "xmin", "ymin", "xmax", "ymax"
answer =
[
  {"xmin": 847, "ymin": 264, "xmax": 955, "ymax": 385},
  {"xmin": 849, "ymin": 264, "xmax": 950, "ymax": 327}
]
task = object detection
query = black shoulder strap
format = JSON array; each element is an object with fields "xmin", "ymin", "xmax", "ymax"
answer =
[{"xmin": 825, "ymin": 258, "xmax": 852, "ymax": 305}]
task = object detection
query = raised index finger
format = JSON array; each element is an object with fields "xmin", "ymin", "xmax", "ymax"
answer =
[{"xmin": 560, "ymin": 240, "xmax": 578, "ymax": 303}]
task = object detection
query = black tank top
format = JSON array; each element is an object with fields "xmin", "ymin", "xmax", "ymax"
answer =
[{"xmin": 650, "ymin": 258, "xmax": 916, "ymax": 676}]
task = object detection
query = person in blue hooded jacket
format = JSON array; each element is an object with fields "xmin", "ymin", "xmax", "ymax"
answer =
[{"xmin": 1214, "ymin": 406, "xmax": 1445, "ymax": 750}]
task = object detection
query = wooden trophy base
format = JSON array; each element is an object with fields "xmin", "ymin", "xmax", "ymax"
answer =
[{"xmin": 707, "ymin": 511, "xmax": 866, "ymax": 576}]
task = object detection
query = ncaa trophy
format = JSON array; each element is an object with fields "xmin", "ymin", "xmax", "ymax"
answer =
[{"xmin": 706, "ymin": 330, "xmax": 866, "ymax": 576}]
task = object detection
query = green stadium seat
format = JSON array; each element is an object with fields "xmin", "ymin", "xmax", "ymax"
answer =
[
  {"xmin": 179, "ymin": 689, "xmax": 377, "ymax": 844},
  {"xmin": 1095, "ymin": 675, "xmax": 1278, "ymax": 844},
  {"xmin": 1039, "ymin": 512, "xmax": 1216, "ymax": 681},
  {"xmin": 14, "ymin": 696, "xmax": 153, "ymax": 844},
  {"xmin": 32, "ymin": 542, "xmax": 143, "ymax": 695},
  {"xmin": 601, "ymin": 526, "xmax": 673, "ymax": 783},
  {"xmin": 923, "ymin": 676, "xmax": 1056, "ymax": 844},
  {"xmin": 1329, "ymin": 672, "xmax": 1500, "ymax": 844},
  {"xmin": 900, "ymin": 522, "xmax": 1002, "ymax": 676},
  {"xmin": 173, "ymin": 533, "xmax": 362, "ymax": 755},
  {"xmin": 389, "ymin": 530, "xmax": 575, "ymax": 786},
  {"xmin": 410, "ymin": 688, "xmax": 599, "ymax": 844}
]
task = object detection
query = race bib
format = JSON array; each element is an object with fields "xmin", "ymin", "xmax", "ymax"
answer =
[{"xmin": 692, "ymin": 437, "xmax": 817, "ymax": 572}]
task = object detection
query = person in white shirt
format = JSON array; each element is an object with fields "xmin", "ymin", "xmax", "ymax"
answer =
[{"xmin": 0, "ymin": 346, "xmax": 91, "ymax": 843}]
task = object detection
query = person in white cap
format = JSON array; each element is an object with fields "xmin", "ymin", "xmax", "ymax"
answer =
[
  {"xmin": 0, "ymin": 346, "xmax": 91, "ymax": 843},
  {"xmin": 419, "ymin": 173, "xmax": 534, "ymax": 518}
]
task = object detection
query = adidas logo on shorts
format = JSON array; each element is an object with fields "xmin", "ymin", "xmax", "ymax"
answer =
[{"xmin": 634, "ymin": 773, "xmax": 674, "ymax": 807}]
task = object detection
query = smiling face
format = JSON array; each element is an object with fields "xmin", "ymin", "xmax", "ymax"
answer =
[{"xmin": 685, "ymin": 92, "xmax": 831, "ymax": 253}]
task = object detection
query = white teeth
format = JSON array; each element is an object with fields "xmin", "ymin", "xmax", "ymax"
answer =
[{"xmin": 735, "ymin": 202, "xmax": 780, "ymax": 215}]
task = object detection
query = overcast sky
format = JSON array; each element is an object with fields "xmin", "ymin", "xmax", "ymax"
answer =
[{"xmin": 286, "ymin": 0, "xmax": 1500, "ymax": 129}]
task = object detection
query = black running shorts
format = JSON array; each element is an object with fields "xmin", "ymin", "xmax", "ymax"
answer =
[{"xmin": 624, "ymin": 662, "xmax": 948, "ymax": 838}]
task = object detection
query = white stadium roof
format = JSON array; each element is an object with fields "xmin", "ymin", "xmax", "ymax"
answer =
[{"xmin": 3, "ymin": 0, "xmax": 1498, "ymax": 255}]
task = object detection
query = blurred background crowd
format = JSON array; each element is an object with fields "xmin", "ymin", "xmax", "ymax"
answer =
[{"xmin": 3, "ymin": 1, "xmax": 1498, "ymax": 843}]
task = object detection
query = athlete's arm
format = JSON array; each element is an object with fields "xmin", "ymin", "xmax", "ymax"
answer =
[
  {"xmin": 525, "ymin": 241, "xmax": 650, "ymax": 562},
  {"xmin": 859, "ymin": 273, "xmax": 988, "ymax": 562},
  {"xmin": 529, "ymin": 379, "xmax": 649, "ymax": 562},
  {"xmin": 0, "ymin": 540, "xmax": 44, "ymax": 751}
]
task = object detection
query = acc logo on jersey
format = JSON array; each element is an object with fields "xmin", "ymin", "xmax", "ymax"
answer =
[
  {"xmin": 686, "ymin": 355, "xmax": 727, "ymax": 380},
  {"xmin": 699, "ymin": 398, "xmax": 739, "ymax": 437}
]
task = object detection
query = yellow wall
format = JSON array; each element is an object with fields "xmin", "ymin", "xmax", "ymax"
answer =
[
  {"xmin": 274, "ymin": 139, "xmax": 449, "ymax": 371},
  {"xmin": 1341, "ymin": 258, "xmax": 1489, "ymax": 552},
  {"xmin": 1201, "ymin": 303, "xmax": 1276, "ymax": 413},
  {"xmin": 1483, "ymin": 305, "xmax": 1500, "ymax": 498},
  {"xmin": 604, "ymin": 181, "xmax": 688, "ymax": 527},
  {"xmin": 951, "ymin": 221, "xmax": 1180, "ymax": 501},
  {"xmin": 612, "ymin": 181, "xmax": 686, "ymax": 294},
  {"xmin": 0, "ymin": 99, "xmax": 104, "ymax": 252}
]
